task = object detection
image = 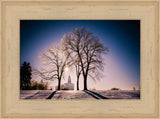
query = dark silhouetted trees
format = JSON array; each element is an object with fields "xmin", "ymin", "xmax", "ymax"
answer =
[{"xmin": 20, "ymin": 61, "xmax": 32, "ymax": 90}]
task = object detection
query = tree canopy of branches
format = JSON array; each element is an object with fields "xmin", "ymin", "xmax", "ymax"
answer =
[
  {"xmin": 20, "ymin": 61, "xmax": 32, "ymax": 90},
  {"xmin": 61, "ymin": 27, "xmax": 109, "ymax": 90},
  {"xmin": 35, "ymin": 45, "xmax": 71, "ymax": 90}
]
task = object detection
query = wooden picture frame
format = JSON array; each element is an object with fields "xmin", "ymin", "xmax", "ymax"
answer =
[{"xmin": 0, "ymin": 0, "xmax": 159, "ymax": 118}]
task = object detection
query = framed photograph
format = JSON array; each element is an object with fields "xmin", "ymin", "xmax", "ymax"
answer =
[
  {"xmin": 0, "ymin": 0, "xmax": 159, "ymax": 118},
  {"xmin": 20, "ymin": 20, "xmax": 140, "ymax": 100}
]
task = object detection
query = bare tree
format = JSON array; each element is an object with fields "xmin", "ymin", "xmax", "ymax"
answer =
[
  {"xmin": 34, "ymin": 45, "xmax": 71, "ymax": 90},
  {"xmin": 61, "ymin": 28, "xmax": 109, "ymax": 90},
  {"xmin": 61, "ymin": 39, "xmax": 82, "ymax": 90}
]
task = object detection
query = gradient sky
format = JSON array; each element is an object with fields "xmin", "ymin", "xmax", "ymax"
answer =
[{"xmin": 20, "ymin": 20, "xmax": 140, "ymax": 90}]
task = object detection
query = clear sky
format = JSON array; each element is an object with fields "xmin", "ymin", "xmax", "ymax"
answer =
[{"xmin": 20, "ymin": 20, "xmax": 140, "ymax": 90}]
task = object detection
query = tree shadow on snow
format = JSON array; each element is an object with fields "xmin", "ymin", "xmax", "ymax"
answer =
[
  {"xmin": 46, "ymin": 91, "xmax": 57, "ymax": 99},
  {"xmin": 83, "ymin": 90, "xmax": 109, "ymax": 99},
  {"xmin": 25, "ymin": 91, "xmax": 40, "ymax": 99}
]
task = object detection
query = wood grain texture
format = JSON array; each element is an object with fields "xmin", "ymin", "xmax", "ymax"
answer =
[{"xmin": 0, "ymin": 0, "xmax": 159, "ymax": 118}]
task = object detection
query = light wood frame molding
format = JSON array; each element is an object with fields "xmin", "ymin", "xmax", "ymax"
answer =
[{"xmin": 0, "ymin": 0, "xmax": 159, "ymax": 118}]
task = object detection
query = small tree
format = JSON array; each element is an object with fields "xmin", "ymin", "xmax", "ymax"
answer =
[
  {"xmin": 20, "ymin": 61, "xmax": 32, "ymax": 90},
  {"xmin": 35, "ymin": 45, "xmax": 71, "ymax": 90}
]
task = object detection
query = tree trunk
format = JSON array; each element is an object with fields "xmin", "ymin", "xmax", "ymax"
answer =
[
  {"xmin": 77, "ymin": 76, "xmax": 79, "ymax": 90},
  {"xmin": 83, "ymin": 75, "xmax": 88, "ymax": 90},
  {"xmin": 57, "ymin": 79, "xmax": 61, "ymax": 90}
]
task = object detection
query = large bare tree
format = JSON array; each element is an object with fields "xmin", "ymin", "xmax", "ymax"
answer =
[
  {"xmin": 34, "ymin": 45, "xmax": 71, "ymax": 90},
  {"xmin": 61, "ymin": 28, "xmax": 109, "ymax": 90}
]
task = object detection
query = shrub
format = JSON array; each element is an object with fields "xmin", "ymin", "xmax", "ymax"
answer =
[
  {"xmin": 30, "ymin": 80, "xmax": 47, "ymax": 90},
  {"xmin": 55, "ymin": 84, "xmax": 68, "ymax": 90},
  {"xmin": 133, "ymin": 87, "xmax": 136, "ymax": 91},
  {"xmin": 111, "ymin": 88, "xmax": 120, "ymax": 90}
]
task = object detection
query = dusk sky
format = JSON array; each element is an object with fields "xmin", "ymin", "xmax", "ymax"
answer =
[{"xmin": 20, "ymin": 20, "xmax": 140, "ymax": 90}]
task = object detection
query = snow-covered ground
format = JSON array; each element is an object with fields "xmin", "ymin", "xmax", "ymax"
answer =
[{"xmin": 20, "ymin": 90, "xmax": 140, "ymax": 99}]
